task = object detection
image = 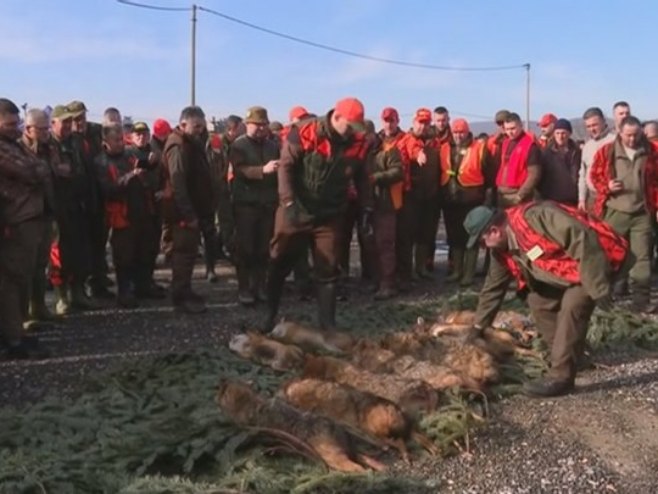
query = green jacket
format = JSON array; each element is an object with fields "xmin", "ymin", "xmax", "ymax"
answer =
[
  {"xmin": 228, "ymin": 134, "xmax": 279, "ymax": 206},
  {"xmin": 279, "ymin": 113, "xmax": 373, "ymax": 220},
  {"xmin": 475, "ymin": 202, "xmax": 618, "ymax": 327},
  {"xmin": 51, "ymin": 133, "xmax": 94, "ymax": 214},
  {"xmin": 370, "ymin": 134, "xmax": 403, "ymax": 212}
]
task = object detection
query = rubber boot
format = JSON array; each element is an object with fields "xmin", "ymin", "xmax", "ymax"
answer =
[
  {"xmin": 71, "ymin": 282, "xmax": 100, "ymax": 311},
  {"xmin": 317, "ymin": 282, "xmax": 337, "ymax": 331},
  {"xmin": 460, "ymin": 248, "xmax": 479, "ymax": 287},
  {"xmin": 29, "ymin": 276, "xmax": 61, "ymax": 323},
  {"xmin": 263, "ymin": 264, "xmax": 287, "ymax": 333},
  {"xmin": 445, "ymin": 248, "xmax": 464, "ymax": 283},
  {"xmin": 237, "ymin": 265, "xmax": 255, "ymax": 306},
  {"xmin": 116, "ymin": 269, "xmax": 139, "ymax": 309},
  {"xmin": 253, "ymin": 266, "xmax": 267, "ymax": 303},
  {"xmin": 414, "ymin": 245, "xmax": 433, "ymax": 280},
  {"xmin": 55, "ymin": 284, "xmax": 71, "ymax": 316}
]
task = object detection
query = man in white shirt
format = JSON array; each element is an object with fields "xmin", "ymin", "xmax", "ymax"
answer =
[{"xmin": 578, "ymin": 107, "xmax": 617, "ymax": 212}]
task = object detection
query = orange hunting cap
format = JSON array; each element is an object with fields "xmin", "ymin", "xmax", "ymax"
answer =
[
  {"xmin": 414, "ymin": 108, "xmax": 432, "ymax": 124},
  {"xmin": 381, "ymin": 107, "xmax": 399, "ymax": 122},
  {"xmin": 451, "ymin": 118, "xmax": 470, "ymax": 133},
  {"xmin": 334, "ymin": 97, "xmax": 365, "ymax": 124},
  {"xmin": 538, "ymin": 113, "xmax": 557, "ymax": 127},
  {"xmin": 289, "ymin": 105, "xmax": 309, "ymax": 121}
]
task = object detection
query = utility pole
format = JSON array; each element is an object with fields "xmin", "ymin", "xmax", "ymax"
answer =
[
  {"xmin": 524, "ymin": 63, "xmax": 531, "ymax": 131},
  {"xmin": 191, "ymin": 4, "xmax": 197, "ymax": 106}
]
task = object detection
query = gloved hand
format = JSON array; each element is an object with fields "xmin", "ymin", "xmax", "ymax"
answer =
[
  {"xmin": 594, "ymin": 294, "xmax": 614, "ymax": 312},
  {"xmin": 359, "ymin": 208, "xmax": 374, "ymax": 238}
]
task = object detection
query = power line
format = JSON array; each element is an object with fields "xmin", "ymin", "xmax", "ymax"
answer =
[
  {"xmin": 197, "ymin": 5, "xmax": 525, "ymax": 72},
  {"xmin": 116, "ymin": 0, "xmax": 190, "ymax": 12},
  {"xmin": 116, "ymin": 0, "xmax": 527, "ymax": 72}
]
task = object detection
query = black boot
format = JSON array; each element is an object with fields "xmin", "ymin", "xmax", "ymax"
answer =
[
  {"xmin": 317, "ymin": 282, "xmax": 337, "ymax": 331},
  {"xmin": 263, "ymin": 264, "xmax": 287, "ymax": 333},
  {"xmin": 116, "ymin": 269, "xmax": 139, "ymax": 309},
  {"xmin": 237, "ymin": 266, "xmax": 255, "ymax": 307}
]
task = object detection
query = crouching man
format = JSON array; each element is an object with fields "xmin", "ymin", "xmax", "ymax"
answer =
[{"xmin": 464, "ymin": 200, "xmax": 630, "ymax": 397}]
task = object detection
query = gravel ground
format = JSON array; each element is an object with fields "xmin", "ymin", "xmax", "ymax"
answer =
[{"xmin": 1, "ymin": 253, "xmax": 658, "ymax": 493}]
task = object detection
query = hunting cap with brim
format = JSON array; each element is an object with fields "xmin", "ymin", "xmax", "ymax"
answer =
[
  {"xmin": 245, "ymin": 106, "xmax": 269, "ymax": 125},
  {"xmin": 464, "ymin": 206, "xmax": 496, "ymax": 249},
  {"xmin": 51, "ymin": 105, "xmax": 73, "ymax": 120},
  {"xmin": 132, "ymin": 121, "xmax": 150, "ymax": 133},
  {"xmin": 67, "ymin": 100, "xmax": 87, "ymax": 117},
  {"xmin": 334, "ymin": 97, "xmax": 365, "ymax": 131}
]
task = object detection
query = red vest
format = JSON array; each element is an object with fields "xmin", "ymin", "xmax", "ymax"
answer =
[
  {"xmin": 496, "ymin": 132, "xmax": 534, "ymax": 188},
  {"xmin": 495, "ymin": 202, "xmax": 628, "ymax": 291}
]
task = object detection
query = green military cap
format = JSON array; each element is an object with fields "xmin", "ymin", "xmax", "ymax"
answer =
[
  {"xmin": 51, "ymin": 105, "xmax": 73, "ymax": 120},
  {"xmin": 269, "ymin": 120, "xmax": 283, "ymax": 132},
  {"xmin": 245, "ymin": 106, "xmax": 269, "ymax": 125},
  {"xmin": 495, "ymin": 109, "xmax": 511, "ymax": 125},
  {"xmin": 464, "ymin": 206, "xmax": 496, "ymax": 249},
  {"xmin": 67, "ymin": 100, "xmax": 87, "ymax": 117},
  {"xmin": 132, "ymin": 121, "xmax": 150, "ymax": 133}
]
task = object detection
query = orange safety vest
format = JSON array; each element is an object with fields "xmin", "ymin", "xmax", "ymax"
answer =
[
  {"xmin": 496, "ymin": 132, "xmax": 535, "ymax": 188},
  {"xmin": 439, "ymin": 140, "xmax": 485, "ymax": 187},
  {"xmin": 382, "ymin": 137, "xmax": 404, "ymax": 210},
  {"xmin": 105, "ymin": 164, "xmax": 130, "ymax": 229},
  {"xmin": 495, "ymin": 202, "xmax": 628, "ymax": 292}
]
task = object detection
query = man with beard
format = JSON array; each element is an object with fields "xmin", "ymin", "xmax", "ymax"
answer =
[
  {"xmin": 537, "ymin": 113, "xmax": 557, "ymax": 149},
  {"xmin": 49, "ymin": 105, "xmax": 97, "ymax": 314},
  {"xmin": 127, "ymin": 122, "xmax": 166, "ymax": 299},
  {"xmin": 21, "ymin": 109, "xmax": 59, "ymax": 327},
  {"xmin": 229, "ymin": 107, "xmax": 280, "ymax": 305},
  {"xmin": 164, "ymin": 106, "xmax": 215, "ymax": 313},
  {"xmin": 264, "ymin": 97, "xmax": 373, "ymax": 332},
  {"xmin": 0, "ymin": 98, "xmax": 51, "ymax": 359}
]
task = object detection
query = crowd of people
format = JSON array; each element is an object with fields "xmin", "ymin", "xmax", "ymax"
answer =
[{"xmin": 0, "ymin": 96, "xmax": 656, "ymax": 396}]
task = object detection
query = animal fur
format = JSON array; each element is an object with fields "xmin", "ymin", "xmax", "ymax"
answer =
[
  {"xmin": 352, "ymin": 340, "xmax": 479, "ymax": 391},
  {"xmin": 216, "ymin": 379, "xmax": 385, "ymax": 472},
  {"xmin": 279, "ymin": 377, "xmax": 437, "ymax": 462},
  {"xmin": 380, "ymin": 331, "xmax": 499, "ymax": 385},
  {"xmin": 228, "ymin": 332, "xmax": 304, "ymax": 371},
  {"xmin": 269, "ymin": 320, "xmax": 355, "ymax": 354},
  {"xmin": 303, "ymin": 355, "xmax": 438, "ymax": 419}
]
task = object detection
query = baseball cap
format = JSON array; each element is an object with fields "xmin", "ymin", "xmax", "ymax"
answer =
[
  {"xmin": 334, "ymin": 97, "xmax": 365, "ymax": 125},
  {"xmin": 381, "ymin": 107, "xmax": 399, "ymax": 122},
  {"xmin": 538, "ymin": 113, "xmax": 558, "ymax": 127},
  {"xmin": 51, "ymin": 105, "xmax": 73, "ymax": 121},
  {"xmin": 451, "ymin": 118, "xmax": 470, "ymax": 134},
  {"xmin": 152, "ymin": 119, "xmax": 172, "ymax": 140},
  {"xmin": 495, "ymin": 110, "xmax": 511, "ymax": 125},
  {"xmin": 132, "ymin": 121, "xmax": 150, "ymax": 133},
  {"xmin": 67, "ymin": 100, "xmax": 87, "ymax": 117},
  {"xmin": 289, "ymin": 105, "xmax": 309, "ymax": 122},
  {"xmin": 464, "ymin": 206, "xmax": 496, "ymax": 249},
  {"xmin": 414, "ymin": 108, "xmax": 432, "ymax": 124}
]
